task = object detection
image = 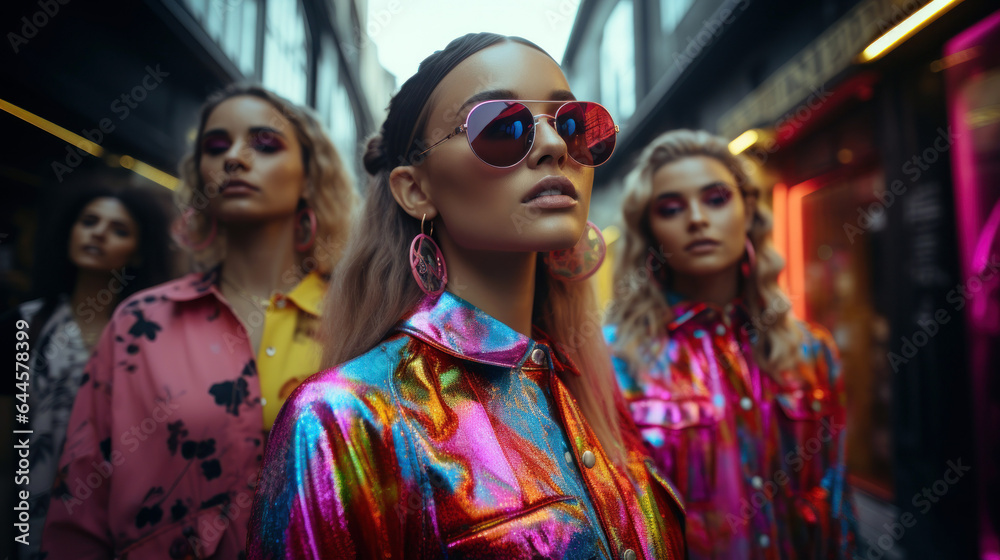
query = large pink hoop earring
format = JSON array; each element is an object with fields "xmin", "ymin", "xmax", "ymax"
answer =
[
  {"xmin": 544, "ymin": 221, "xmax": 607, "ymax": 282},
  {"xmin": 409, "ymin": 214, "xmax": 448, "ymax": 296},
  {"xmin": 171, "ymin": 207, "xmax": 217, "ymax": 251},
  {"xmin": 741, "ymin": 238, "xmax": 757, "ymax": 279},
  {"xmin": 294, "ymin": 206, "xmax": 317, "ymax": 252}
]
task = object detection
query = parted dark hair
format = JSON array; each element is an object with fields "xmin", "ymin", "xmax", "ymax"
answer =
[
  {"xmin": 362, "ymin": 32, "xmax": 549, "ymax": 175},
  {"xmin": 29, "ymin": 175, "xmax": 173, "ymax": 335},
  {"xmin": 332, "ymin": 31, "xmax": 549, "ymax": 365}
]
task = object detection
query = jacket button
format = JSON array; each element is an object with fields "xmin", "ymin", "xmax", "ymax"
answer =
[
  {"xmin": 759, "ymin": 534, "xmax": 771, "ymax": 547},
  {"xmin": 740, "ymin": 397, "xmax": 753, "ymax": 410},
  {"xmin": 275, "ymin": 298, "xmax": 287, "ymax": 309},
  {"xmin": 582, "ymin": 450, "xmax": 596, "ymax": 469},
  {"xmin": 530, "ymin": 347, "xmax": 546, "ymax": 365},
  {"xmin": 623, "ymin": 549, "xmax": 636, "ymax": 560},
  {"xmin": 265, "ymin": 346, "xmax": 276, "ymax": 357},
  {"xmin": 564, "ymin": 451, "xmax": 573, "ymax": 465}
]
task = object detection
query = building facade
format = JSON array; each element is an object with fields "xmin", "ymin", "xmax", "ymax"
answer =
[
  {"xmin": 563, "ymin": 0, "xmax": 999, "ymax": 558},
  {"xmin": 0, "ymin": 4, "xmax": 394, "ymax": 551},
  {"xmin": 0, "ymin": 0, "xmax": 395, "ymax": 302}
]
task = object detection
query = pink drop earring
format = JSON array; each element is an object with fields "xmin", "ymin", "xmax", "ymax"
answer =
[
  {"xmin": 171, "ymin": 207, "xmax": 217, "ymax": 251},
  {"xmin": 544, "ymin": 221, "xmax": 607, "ymax": 282},
  {"xmin": 294, "ymin": 206, "xmax": 317, "ymax": 252},
  {"xmin": 409, "ymin": 214, "xmax": 448, "ymax": 296}
]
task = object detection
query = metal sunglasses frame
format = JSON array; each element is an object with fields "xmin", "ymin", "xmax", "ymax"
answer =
[{"xmin": 415, "ymin": 99, "xmax": 620, "ymax": 168}]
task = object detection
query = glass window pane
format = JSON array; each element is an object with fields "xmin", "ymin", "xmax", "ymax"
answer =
[
  {"xmin": 239, "ymin": 0, "xmax": 257, "ymax": 76},
  {"xmin": 184, "ymin": 0, "xmax": 208, "ymax": 21},
  {"xmin": 262, "ymin": 0, "xmax": 307, "ymax": 104},
  {"xmin": 661, "ymin": 0, "xmax": 693, "ymax": 33},
  {"xmin": 182, "ymin": 0, "xmax": 258, "ymax": 78},
  {"xmin": 222, "ymin": 2, "xmax": 240, "ymax": 61},
  {"xmin": 205, "ymin": 0, "xmax": 223, "ymax": 42},
  {"xmin": 600, "ymin": 0, "xmax": 636, "ymax": 122}
]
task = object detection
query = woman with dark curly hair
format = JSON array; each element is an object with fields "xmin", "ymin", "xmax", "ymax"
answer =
[
  {"xmin": 5, "ymin": 177, "xmax": 172, "ymax": 560},
  {"xmin": 41, "ymin": 85, "xmax": 358, "ymax": 559}
]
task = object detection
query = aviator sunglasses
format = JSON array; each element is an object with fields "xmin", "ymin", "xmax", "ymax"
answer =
[{"xmin": 417, "ymin": 100, "xmax": 620, "ymax": 168}]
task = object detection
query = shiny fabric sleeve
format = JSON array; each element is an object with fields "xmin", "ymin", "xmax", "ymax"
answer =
[
  {"xmin": 801, "ymin": 325, "xmax": 859, "ymax": 559},
  {"xmin": 247, "ymin": 370, "xmax": 408, "ymax": 559},
  {"xmin": 39, "ymin": 317, "xmax": 116, "ymax": 559}
]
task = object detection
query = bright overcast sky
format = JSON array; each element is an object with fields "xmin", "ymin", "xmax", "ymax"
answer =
[{"xmin": 366, "ymin": 0, "xmax": 581, "ymax": 83}]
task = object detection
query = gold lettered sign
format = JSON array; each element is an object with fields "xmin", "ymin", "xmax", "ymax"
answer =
[{"xmin": 717, "ymin": 0, "xmax": 913, "ymax": 139}]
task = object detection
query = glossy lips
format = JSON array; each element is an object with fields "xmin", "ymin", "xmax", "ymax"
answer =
[
  {"xmin": 522, "ymin": 176, "xmax": 578, "ymax": 209},
  {"xmin": 684, "ymin": 238, "xmax": 720, "ymax": 254},
  {"xmin": 220, "ymin": 178, "xmax": 259, "ymax": 195}
]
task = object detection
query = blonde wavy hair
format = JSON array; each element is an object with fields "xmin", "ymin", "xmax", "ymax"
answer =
[
  {"xmin": 174, "ymin": 84, "xmax": 358, "ymax": 274},
  {"xmin": 607, "ymin": 129, "xmax": 803, "ymax": 377},
  {"xmin": 322, "ymin": 32, "xmax": 628, "ymax": 466}
]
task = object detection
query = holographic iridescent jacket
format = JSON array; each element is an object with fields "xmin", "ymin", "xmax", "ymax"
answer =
[
  {"xmin": 248, "ymin": 291, "xmax": 687, "ymax": 559},
  {"xmin": 606, "ymin": 297, "xmax": 859, "ymax": 560}
]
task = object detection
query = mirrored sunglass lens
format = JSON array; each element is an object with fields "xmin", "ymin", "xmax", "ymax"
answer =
[
  {"xmin": 467, "ymin": 102, "xmax": 534, "ymax": 167},
  {"xmin": 558, "ymin": 102, "xmax": 617, "ymax": 167}
]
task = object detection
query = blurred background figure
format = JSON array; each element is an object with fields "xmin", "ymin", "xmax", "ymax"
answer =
[
  {"xmin": 560, "ymin": 2, "xmax": 998, "ymax": 559},
  {"xmin": 606, "ymin": 129, "xmax": 858, "ymax": 558},
  {"xmin": 2, "ymin": 1, "xmax": 381, "ymax": 555},
  {"xmin": 38, "ymin": 85, "xmax": 357, "ymax": 559},
  {"xmin": 1, "ymin": 175, "xmax": 173, "ymax": 560}
]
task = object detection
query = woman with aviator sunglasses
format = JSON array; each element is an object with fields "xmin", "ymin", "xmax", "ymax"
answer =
[{"xmin": 248, "ymin": 33, "xmax": 687, "ymax": 559}]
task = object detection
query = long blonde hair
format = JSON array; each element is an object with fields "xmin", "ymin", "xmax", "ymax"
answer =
[
  {"xmin": 607, "ymin": 129, "xmax": 803, "ymax": 377},
  {"xmin": 322, "ymin": 32, "xmax": 626, "ymax": 465},
  {"xmin": 174, "ymin": 84, "xmax": 358, "ymax": 274}
]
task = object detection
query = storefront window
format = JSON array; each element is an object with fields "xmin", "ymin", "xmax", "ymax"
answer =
[
  {"xmin": 600, "ymin": 0, "xmax": 636, "ymax": 123},
  {"xmin": 316, "ymin": 37, "xmax": 357, "ymax": 166},
  {"xmin": 262, "ymin": 0, "xmax": 308, "ymax": 105},
  {"xmin": 770, "ymin": 101, "xmax": 892, "ymax": 498},
  {"xmin": 182, "ymin": 0, "xmax": 258, "ymax": 77},
  {"xmin": 660, "ymin": 0, "xmax": 693, "ymax": 33}
]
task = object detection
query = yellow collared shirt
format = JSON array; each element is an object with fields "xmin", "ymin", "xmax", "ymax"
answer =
[{"xmin": 256, "ymin": 271, "xmax": 326, "ymax": 429}]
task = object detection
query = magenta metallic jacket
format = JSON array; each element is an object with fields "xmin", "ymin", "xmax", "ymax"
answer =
[
  {"xmin": 248, "ymin": 291, "xmax": 687, "ymax": 559},
  {"xmin": 606, "ymin": 296, "xmax": 859, "ymax": 559}
]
